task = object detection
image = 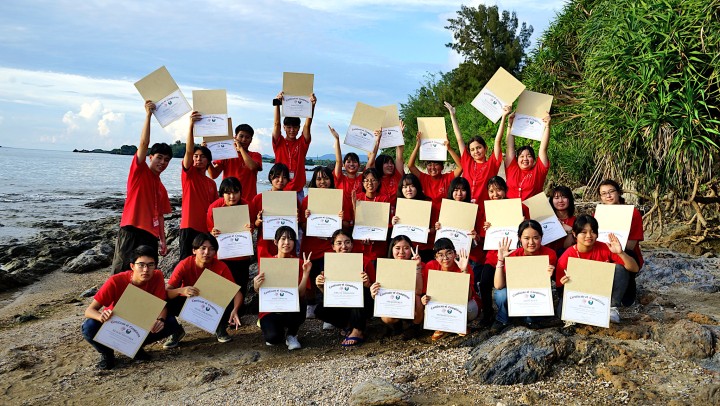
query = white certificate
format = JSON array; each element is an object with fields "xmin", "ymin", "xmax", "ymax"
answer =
[
  {"xmin": 179, "ymin": 296, "xmax": 226, "ymax": 334},
  {"xmin": 93, "ymin": 316, "xmax": 148, "ymax": 358},
  {"xmin": 194, "ymin": 114, "xmax": 229, "ymax": 138},
  {"xmin": 324, "ymin": 281, "xmax": 364, "ymax": 308},
  {"xmin": 419, "ymin": 139, "xmax": 447, "ymax": 161},
  {"xmin": 483, "ymin": 227, "xmax": 518, "ymax": 250},
  {"xmin": 379, "ymin": 126, "xmax": 403, "ymax": 149},
  {"xmin": 539, "ymin": 215, "xmax": 567, "ymax": 245},
  {"xmin": 307, "ymin": 214, "xmax": 342, "ymax": 238},
  {"xmin": 424, "ymin": 301, "xmax": 467, "ymax": 334},
  {"xmin": 217, "ymin": 231, "xmax": 254, "ymax": 259},
  {"xmin": 510, "ymin": 114, "xmax": 545, "ymax": 141},
  {"xmin": 259, "ymin": 287, "xmax": 300, "ymax": 313},
  {"xmin": 561, "ymin": 290, "xmax": 611, "ymax": 328},
  {"xmin": 373, "ymin": 288, "xmax": 414, "ymax": 319},
  {"xmin": 282, "ymin": 95, "xmax": 312, "ymax": 118},
  {"xmin": 352, "ymin": 225, "xmax": 388, "ymax": 241},
  {"xmin": 391, "ymin": 224, "xmax": 429, "ymax": 244},
  {"xmin": 153, "ymin": 89, "xmax": 192, "ymax": 128},
  {"xmin": 507, "ymin": 288, "xmax": 554, "ymax": 317},
  {"xmin": 471, "ymin": 88, "xmax": 505, "ymax": 123},
  {"xmin": 205, "ymin": 138, "xmax": 238, "ymax": 161},
  {"xmin": 597, "ymin": 230, "xmax": 629, "ymax": 252},
  {"xmin": 436, "ymin": 227, "xmax": 472, "ymax": 253},
  {"xmin": 263, "ymin": 216, "xmax": 298, "ymax": 240},
  {"xmin": 344, "ymin": 125, "xmax": 376, "ymax": 153}
]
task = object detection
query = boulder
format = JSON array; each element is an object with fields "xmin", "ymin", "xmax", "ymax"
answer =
[
  {"xmin": 653, "ymin": 319, "xmax": 714, "ymax": 359},
  {"xmin": 465, "ymin": 327, "xmax": 573, "ymax": 385},
  {"xmin": 349, "ymin": 378, "xmax": 407, "ymax": 406},
  {"xmin": 63, "ymin": 242, "xmax": 114, "ymax": 274}
]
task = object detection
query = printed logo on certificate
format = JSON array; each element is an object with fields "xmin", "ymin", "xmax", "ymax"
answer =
[
  {"xmin": 259, "ymin": 288, "xmax": 300, "ymax": 313},
  {"xmin": 352, "ymin": 225, "xmax": 388, "ymax": 241},
  {"xmin": 205, "ymin": 137, "xmax": 238, "ymax": 161},
  {"xmin": 391, "ymin": 224, "xmax": 429, "ymax": 244},
  {"xmin": 344, "ymin": 125, "xmax": 376, "ymax": 153},
  {"xmin": 561, "ymin": 257, "xmax": 614, "ymax": 328},
  {"xmin": 424, "ymin": 301, "xmax": 467, "ymax": 334},
  {"xmin": 483, "ymin": 227, "xmax": 518, "ymax": 250},
  {"xmin": 419, "ymin": 139, "xmax": 447, "ymax": 161},
  {"xmin": 179, "ymin": 296, "xmax": 226, "ymax": 334},
  {"xmin": 217, "ymin": 231, "xmax": 254, "ymax": 259},
  {"xmin": 507, "ymin": 289, "xmax": 554, "ymax": 317},
  {"xmin": 324, "ymin": 281, "xmax": 364, "ymax": 308},
  {"xmin": 282, "ymin": 95, "xmax": 312, "ymax": 118},
  {"xmin": 307, "ymin": 215, "xmax": 342, "ymax": 238},
  {"xmin": 154, "ymin": 90, "xmax": 192, "ymax": 128},
  {"xmin": 471, "ymin": 89, "xmax": 504, "ymax": 123},
  {"xmin": 94, "ymin": 316, "xmax": 148, "ymax": 358},
  {"xmin": 436, "ymin": 228, "xmax": 472, "ymax": 252},
  {"xmin": 263, "ymin": 216, "xmax": 298, "ymax": 240},
  {"xmin": 562, "ymin": 291, "xmax": 611, "ymax": 328},
  {"xmin": 373, "ymin": 289, "xmax": 414, "ymax": 319},
  {"xmin": 379, "ymin": 126, "xmax": 403, "ymax": 149}
]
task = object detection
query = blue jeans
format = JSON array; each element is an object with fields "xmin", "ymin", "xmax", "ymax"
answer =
[{"xmin": 81, "ymin": 315, "xmax": 179, "ymax": 357}]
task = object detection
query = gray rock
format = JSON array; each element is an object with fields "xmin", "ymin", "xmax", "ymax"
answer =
[
  {"xmin": 639, "ymin": 252, "xmax": 720, "ymax": 293},
  {"xmin": 465, "ymin": 327, "xmax": 573, "ymax": 385},
  {"xmin": 80, "ymin": 286, "xmax": 98, "ymax": 298},
  {"xmin": 63, "ymin": 242, "xmax": 114, "ymax": 274},
  {"xmin": 197, "ymin": 367, "xmax": 227, "ymax": 384},
  {"xmin": 349, "ymin": 378, "xmax": 407, "ymax": 406},
  {"xmin": 653, "ymin": 319, "xmax": 714, "ymax": 359}
]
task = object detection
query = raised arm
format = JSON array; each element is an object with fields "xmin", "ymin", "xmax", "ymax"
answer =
[
  {"xmin": 407, "ymin": 131, "xmax": 422, "ymax": 177},
  {"xmin": 183, "ymin": 111, "xmax": 201, "ymax": 170},
  {"xmin": 395, "ymin": 120, "xmax": 406, "ymax": 175},
  {"xmin": 302, "ymin": 93, "xmax": 317, "ymax": 143},
  {"xmin": 329, "ymin": 125, "xmax": 343, "ymax": 178},
  {"xmin": 137, "ymin": 100, "xmax": 155, "ymax": 164},
  {"xmin": 272, "ymin": 91, "xmax": 283, "ymax": 143},
  {"xmin": 503, "ymin": 112, "xmax": 516, "ymax": 168},
  {"xmin": 538, "ymin": 112, "xmax": 551, "ymax": 167},
  {"xmin": 366, "ymin": 129, "xmax": 382, "ymax": 169},
  {"xmin": 446, "ymin": 135, "xmax": 463, "ymax": 177},
  {"xmin": 494, "ymin": 106, "xmax": 512, "ymax": 160},
  {"xmin": 444, "ymin": 102, "xmax": 465, "ymax": 154},
  {"xmin": 238, "ymin": 142, "xmax": 260, "ymax": 171}
]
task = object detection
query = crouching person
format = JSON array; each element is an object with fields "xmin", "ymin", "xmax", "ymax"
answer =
[{"xmin": 82, "ymin": 245, "xmax": 179, "ymax": 370}]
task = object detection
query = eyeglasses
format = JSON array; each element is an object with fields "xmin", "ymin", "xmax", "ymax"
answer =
[
  {"xmin": 600, "ymin": 189, "xmax": 617, "ymax": 197},
  {"xmin": 435, "ymin": 250, "xmax": 455, "ymax": 260},
  {"xmin": 134, "ymin": 262, "xmax": 156, "ymax": 269}
]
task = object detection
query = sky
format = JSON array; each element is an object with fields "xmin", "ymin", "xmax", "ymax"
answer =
[{"xmin": 0, "ymin": 0, "xmax": 565, "ymax": 158}]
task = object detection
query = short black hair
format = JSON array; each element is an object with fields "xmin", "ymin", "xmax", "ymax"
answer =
[
  {"xmin": 219, "ymin": 177, "xmax": 243, "ymax": 196},
  {"xmin": 192, "ymin": 233, "xmax": 219, "ymax": 251},
  {"xmin": 361, "ymin": 168, "xmax": 381, "ymax": 193},
  {"xmin": 343, "ymin": 152, "xmax": 360, "ymax": 164},
  {"xmin": 518, "ymin": 219, "xmax": 543, "ymax": 238},
  {"xmin": 193, "ymin": 145, "xmax": 212, "ymax": 163},
  {"xmin": 516, "ymin": 145, "xmax": 536, "ymax": 160},
  {"xmin": 274, "ymin": 226, "xmax": 297, "ymax": 242},
  {"xmin": 487, "ymin": 176, "xmax": 508, "ymax": 192},
  {"xmin": 131, "ymin": 245, "xmax": 158, "ymax": 264},
  {"xmin": 447, "ymin": 177, "xmax": 471, "ymax": 202},
  {"xmin": 149, "ymin": 142, "xmax": 172, "ymax": 157},
  {"xmin": 283, "ymin": 117, "xmax": 301, "ymax": 126},
  {"xmin": 573, "ymin": 214, "xmax": 599, "ymax": 235},
  {"xmin": 599, "ymin": 179, "xmax": 626, "ymax": 203},
  {"xmin": 331, "ymin": 229, "xmax": 353, "ymax": 244},
  {"xmin": 433, "ymin": 238, "xmax": 455, "ymax": 253},
  {"xmin": 396, "ymin": 173, "xmax": 427, "ymax": 200},
  {"xmin": 467, "ymin": 136, "xmax": 487, "ymax": 149},
  {"xmin": 269, "ymin": 163, "xmax": 290, "ymax": 182},
  {"xmin": 235, "ymin": 124, "xmax": 254, "ymax": 136}
]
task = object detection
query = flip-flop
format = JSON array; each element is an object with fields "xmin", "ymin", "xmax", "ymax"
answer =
[
  {"xmin": 341, "ymin": 336, "xmax": 365, "ymax": 347},
  {"xmin": 431, "ymin": 330, "xmax": 448, "ymax": 341}
]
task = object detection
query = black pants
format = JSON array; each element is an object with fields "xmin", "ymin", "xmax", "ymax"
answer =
[
  {"xmin": 167, "ymin": 296, "xmax": 235, "ymax": 332},
  {"xmin": 307, "ymin": 257, "xmax": 325, "ymax": 305},
  {"xmin": 224, "ymin": 258, "xmax": 253, "ymax": 298},
  {"xmin": 315, "ymin": 288, "xmax": 374, "ymax": 332},
  {"xmin": 478, "ymin": 264, "xmax": 496, "ymax": 322},
  {"xmin": 82, "ymin": 316, "xmax": 178, "ymax": 357},
  {"xmin": 260, "ymin": 302, "xmax": 308, "ymax": 344},
  {"xmin": 111, "ymin": 226, "xmax": 158, "ymax": 274},
  {"xmin": 178, "ymin": 228, "xmax": 203, "ymax": 261}
]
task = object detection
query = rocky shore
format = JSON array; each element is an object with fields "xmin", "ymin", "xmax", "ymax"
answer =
[{"xmin": 0, "ymin": 198, "xmax": 718, "ymax": 405}]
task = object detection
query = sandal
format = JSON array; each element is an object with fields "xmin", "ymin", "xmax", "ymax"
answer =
[
  {"xmin": 341, "ymin": 336, "xmax": 365, "ymax": 347},
  {"xmin": 431, "ymin": 330, "xmax": 448, "ymax": 341}
]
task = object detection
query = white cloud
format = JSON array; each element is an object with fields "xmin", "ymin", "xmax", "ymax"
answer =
[{"xmin": 98, "ymin": 111, "xmax": 125, "ymax": 137}]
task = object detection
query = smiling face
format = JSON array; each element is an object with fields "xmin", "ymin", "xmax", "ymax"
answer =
[
  {"xmin": 574, "ymin": 224, "xmax": 597, "ymax": 250},
  {"xmin": 275, "ymin": 233, "xmax": 296, "ymax": 255},
  {"xmin": 392, "ymin": 239, "xmax": 413, "ymax": 260},
  {"xmin": 271, "ymin": 173, "xmax": 289, "ymax": 191},
  {"xmin": 426, "ymin": 161, "xmax": 443, "ymax": 177},
  {"xmin": 552, "ymin": 192, "xmax": 569, "ymax": 212},
  {"xmin": 452, "ymin": 186, "xmax": 468, "ymax": 202},
  {"xmin": 468, "ymin": 140, "xmax": 487, "ymax": 162},
  {"xmin": 599, "ymin": 184, "xmax": 621, "ymax": 205},
  {"xmin": 517, "ymin": 149, "xmax": 536, "ymax": 170},
  {"xmin": 284, "ymin": 125, "xmax": 300, "ymax": 140},
  {"xmin": 434, "ymin": 248, "xmax": 456, "ymax": 271},
  {"xmin": 193, "ymin": 241, "xmax": 217, "ymax": 267},
  {"xmin": 148, "ymin": 153, "xmax": 171, "ymax": 175},
  {"xmin": 382, "ymin": 159, "xmax": 395, "ymax": 176},
  {"xmin": 314, "ymin": 170, "xmax": 332, "ymax": 188},
  {"xmin": 520, "ymin": 227, "xmax": 542, "ymax": 255},
  {"xmin": 332, "ymin": 233, "xmax": 353, "ymax": 253},
  {"xmin": 344, "ymin": 158, "xmax": 360, "ymax": 175},
  {"xmin": 129, "ymin": 255, "xmax": 156, "ymax": 284},
  {"xmin": 363, "ymin": 173, "xmax": 379, "ymax": 193},
  {"xmin": 488, "ymin": 184, "xmax": 506, "ymax": 200}
]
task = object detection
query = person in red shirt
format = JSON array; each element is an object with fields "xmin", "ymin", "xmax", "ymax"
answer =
[
  {"xmin": 164, "ymin": 233, "xmax": 243, "ymax": 346},
  {"xmin": 504, "ymin": 112, "xmax": 552, "ymax": 201},
  {"xmin": 420, "ymin": 238, "xmax": 480, "ymax": 341},
  {"xmin": 252, "ymin": 163, "xmax": 295, "ymax": 260},
  {"xmin": 369, "ymin": 235, "xmax": 425, "ymax": 339},
  {"xmin": 179, "ymin": 111, "xmax": 219, "ymax": 261},
  {"xmin": 329, "ymin": 125, "xmax": 365, "ymax": 229},
  {"xmin": 366, "ymin": 123, "xmax": 406, "ymax": 207},
  {"xmin": 111, "ymin": 100, "xmax": 173, "ymax": 274},
  {"xmin": 491, "ymin": 220, "xmax": 558, "ymax": 334},
  {"xmin": 352, "ymin": 168, "xmax": 391, "ymax": 262},
  {"xmin": 598, "ymin": 179, "xmax": 645, "ymax": 306},
  {"xmin": 547, "ymin": 185, "xmax": 576, "ymax": 256},
  {"xmin": 82, "ymin": 245, "xmax": 178, "ymax": 370},
  {"xmin": 391, "ymin": 173, "xmax": 436, "ymax": 262},
  {"xmin": 272, "ymin": 91, "xmax": 317, "ymax": 200},
  {"xmin": 315, "ymin": 230, "xmax": 376, "ymax": 347},
  {"xmin": 556, "ymin": 215, "xmax": 639, "ymax": 324},
  {"xmin": 207, "ymin": 123, "xmax": 263, "ymax": 202},
  {"xmin": 408, "ymin": 130, "xmax": 463, "ymax": 205},
  {"xmin": 253, "ymin": 226, "xmax": 312, "ymax": 350},
  {"xmin": 433, "ymin": 177, "xmax": 484, "ymax": 268},
  {"xmin": 445, "ymin": 101, "xmax": 508, "ymax": 203},
  {"xmin": 207, "ymin": 177, "xmax": 253, "ymax": 305}
]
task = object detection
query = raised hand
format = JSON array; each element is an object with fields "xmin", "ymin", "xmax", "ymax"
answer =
[
  {"xmin": 328, "ymin": 124, "xmax": 340, "ymax": 140},
  {"xmin": 497, "ymin": 237, "xmax": 512, "ymax": 261},
  {"xmin": 444, "ymin": 101, "xmax": 455, "ymax": 115},
  {"xmin": 302, "ymin": 252, "xmax": 312, "ymax": 275},
  {"xmin": 455, "ymin": 248, "xmax": 470, "ymax": 273},
  {"xmin": 607, "ymin": 233, "xmax": 623, "ymax": 254}
]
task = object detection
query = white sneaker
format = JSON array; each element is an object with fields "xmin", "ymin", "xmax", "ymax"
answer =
[
  {"xmin": 266, "ymin": 342, "xmax": 274, "ymax": 346},
  {"xmin": 322, "ymin": 322, "xmax": 335, "ymax": 330},
  {"xmin": 562, "ymin": 320, "xmax": 576, "ymax": 328},
  {"xmin": 306, "ymin": 304, "xmax": 317, "ymax": 319},
  {"xmin": 286, "ymin": 335, "xmax": 302, "ymax": 350},
  {"xmin": 610, "ymin": 307, "xmax": 621, "ymax": 323}
]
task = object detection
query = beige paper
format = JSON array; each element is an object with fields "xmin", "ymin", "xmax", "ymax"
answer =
[
  {"xmin": 283, "ymin": 72, "xmax": 314, "ymax": 95},
  {"xmin": 263, "ymin": 191, "xmax": 298, "ymax": 216},
  {"xmin": 324, "ymin": 253, "xmax": 364, "ymax": 282},
  {"xmin": 378, "ymin": 104, "xmax": 401, "ymax": 128},
  {"xmin": 308, "ymin": 188, "xmax": 343, "ymax": 214},
  {"xmin": 213, "ymin": 205, "xmax": 250, "ymax": 233},
  {"xmin": 417, "ymin": 117, "xmax": 447, "ymax": 140},
  {"xmin": 438, "ymin": 199, "xmax": 478, "ymax": 230},
  {"xmin": 565, "ymin": 257, "xmax": 615, "ymax": 297},
  {"xmin": 355, "ymin": 200, "xmax": 391, "ymax": 228},
  {"xmin": 194, "ymin": 268, "xmax": 240, "ymax": 307},
  {"xmin": 505, "ymin": 256, "xmax": 551, "ymax": 289},
  {"xmin": 484, "ymin": 67, "xmax": 526, "ymax": 105},
  {"xmin": 484, "ymin": 198, "xmax": 524, "ymax": 227},
  {"xmin": 134, "ymin": 66, "xmax": 181, "ymax": 102},
  {"xmin": 594, "ymin": 204, "xmax": 634, "ymax": 232},
  {"xmin": 260, "ymin": 258, "xmax": 299, "ymax": 288},
  {"xmin": 394, "ymin": 198, "xmax": 432, "ymax": 228},
  {"xmin": 516, "ymin": 90, "xmax": 553, "ymax": 118},
  {"xmin": 523, "ymin": 193, "xmax": 555, "ymax": 220},
  {"xmin": 351, "ymin": 102, "xmax": 386, "ymax": 131},
  {"xmin": 111, "ymin": 284, "xmax": 166, "ymax": 331},
  {"xmin": 375, "ymin": 259, "xmax": 417, "ymax": 291},
  {"xmin": 426, "ymin": 270, "xmax": 469, "ymax": 306},
  {"xmin": 192, "ymin": 89, "xmax": 228, "ymax": 114}
]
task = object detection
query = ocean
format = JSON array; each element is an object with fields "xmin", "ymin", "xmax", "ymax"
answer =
[{"xmin": 0, "ymin": 147, "xmax": 312, "ymax": 242}]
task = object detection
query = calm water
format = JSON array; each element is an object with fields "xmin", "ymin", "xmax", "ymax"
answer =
[{"xmin": 0, "ymin": 148, "xmax": 313, "ymax": 241}]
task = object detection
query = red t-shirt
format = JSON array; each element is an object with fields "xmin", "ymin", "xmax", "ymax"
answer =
[
  {"xmin": 355, "ymin": 193, "xmax": 391, "ymax": 261},
  {"xmin": 299, "ymin": 196, "xmax": 333, "ymax": 260},
  {"xmin": 460, "ymin": 152, "xmax": 501, "ymax": 203},
  {"xmin": 379, "ymin": 169, "xmax": 403, "ymax": 206},
  {"xmin": 212, "ymin": 150, "xmax": 263, "ymax": 201},
  {"xmin": 503, "ymin": 246, "xmax": 558, "ymax": 270},
  {"xmin": 628, "ymin": 207, "xmax": 645, "ymax": 268},
  {"xmin": 167, "ymin": 255, "xmax": 235, "ymax": 288},
  {"xmin": 258, "ymin": 256, "xmax": 305, "ymax": 320},
  {"xmin": 418, "ymin": 172, "xmax": 456, "ymax": 204},
  {"xmin": 94, "ymin": 269, "xmax": 167, "ymax": 311},
  {"xmin": 180, "ymin": 164, "xmax": 218, "ymax": 231},
  {"xmin": 120, "ymin": 155, "xmax": 172, "ymax": 237},
  {"xmin": 505, "ymin": 159, "xmax": 550, "ymax": 200},
  {"xmin": 272, "ymin": 136, "xmax": 309, "ymax": 192},
  {"xmin": 547, "ymin": 216, "xmax": 576, "ymax": 252},
  {"xmin": 555, "ymin": 243, "xmax": 625, "ymax": 287},
  {"xmin": 421, "ymin": 261, "xmax": 481, "ymax": 309},
  {"xmin": 206, "ymin": 197, "xmax": 252, "ymax": 261}
]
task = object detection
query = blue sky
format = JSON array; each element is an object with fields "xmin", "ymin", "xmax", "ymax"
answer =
[{"xmin": 0, "ymin": 0, "xmax": 564, "ymax": 157}]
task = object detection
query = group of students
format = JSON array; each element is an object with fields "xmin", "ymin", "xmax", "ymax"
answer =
[{"xmin": 83, "ymin": 94, "xmax": 644, "ymax": 369}]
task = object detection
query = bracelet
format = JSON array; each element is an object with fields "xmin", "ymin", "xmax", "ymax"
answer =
[{"xmin": 156, "ymin": 317, "xmax": 165, "ymax": 322}]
